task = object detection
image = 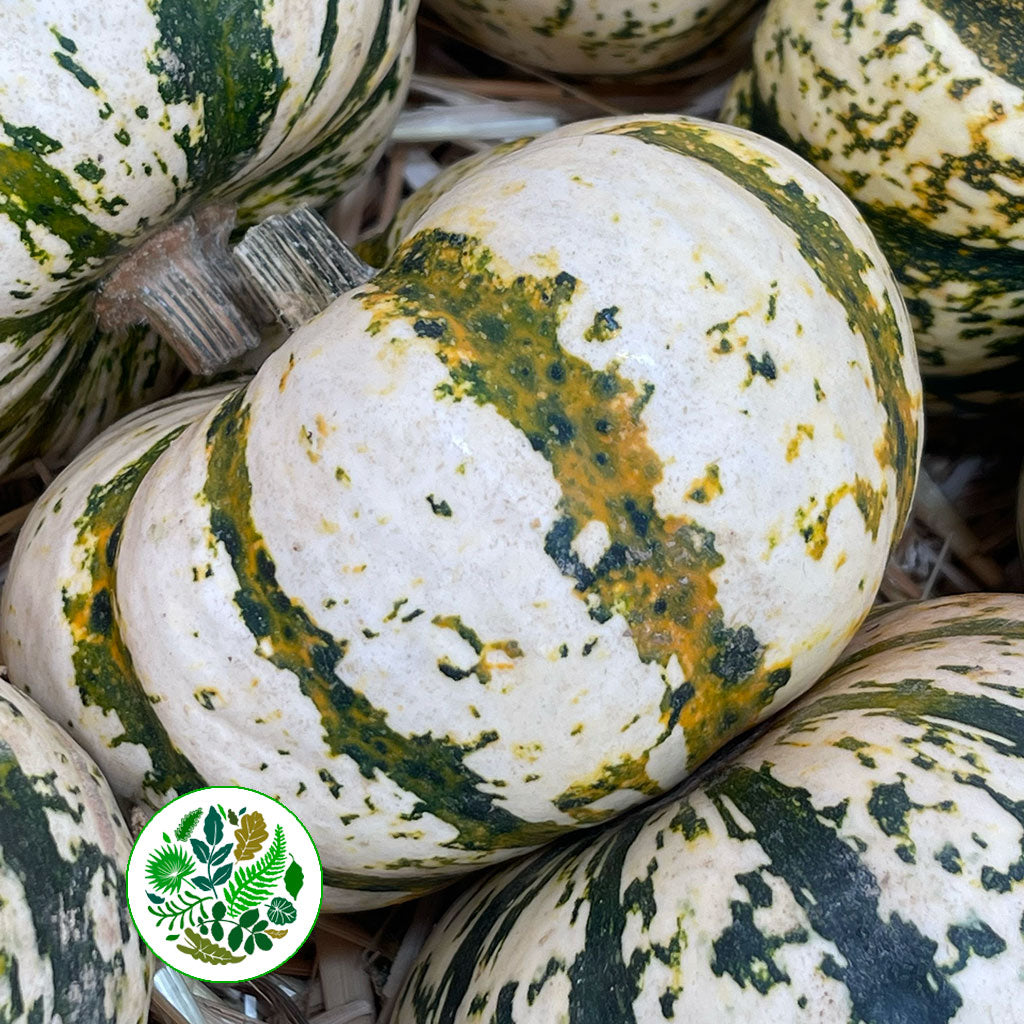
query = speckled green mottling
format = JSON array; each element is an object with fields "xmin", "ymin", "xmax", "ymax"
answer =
[
  {"xmin": 0, "ymin": 133, "xmax": 114, "ymax": 271},
  {"xmin": 921, "ymin": 0, "xmax": 1024, "ymax": 90},
  {"xmin": 203, "ymin": 390, "xmax": 568, "ymax": 856},
  {"xmin": 610, "ymin": 120, "xmax": 917, "ymax": 532},
  {"xmin": 62, "ymin": 425, "xmax": 205, "ymax": 800},
  {"xmin": 241, "ymin": 50, "xmax": 403, "ymax": 217},
  {"xmin": 366, "ymin": 229, "xmax": 792, "ymax": 775},
  {"xmin": 710, "ymin": 896, "xmax": 799, "ymax": 994},
  {"xmin": 409, "ymin": 833, "xmax": 590, "ymax": 1023},
  {"xmin": 710, "ymin": 764, "xmax": 962, "ymax": 1023},
  {"xmin": 787, "ymin": 674, "xmax": 1024, "ymax": 761},
  {"xmin": 943, "ymin": 920, "xmax": 1006, "ymax": 974},
  {"xmin": 534, "ymin": 0, "xmax": 574, "ymax": 38},
  {"xmin": 0, "ymin": 742, "xmax": 135, "ymax": 1024},
  {"xmin": 1, "ymin": 304, "xmax": 106, "ymax": 466},
  {"xmin": 833, "ymin": 617, "xmax": 1024, "ymax": 675},
  {"xmin": 147, "ymin": 0, "xmax": 284, "ymax": 192}
]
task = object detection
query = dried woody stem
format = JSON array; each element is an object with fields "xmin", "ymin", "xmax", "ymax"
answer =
[{"xmin": 95, "ymin": 205, "xmax": 373, "ymax": 375}]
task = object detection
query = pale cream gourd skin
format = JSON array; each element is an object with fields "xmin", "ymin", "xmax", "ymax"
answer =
[
  {"xmin": 1, "ymin": 116, "xmax": 922, "ymax": 910},
  {"xmin": 0, "ymin": 677, "xmax": 151, "ymax": 1024},
  {"xmin": 0, "ymin": 0, "xmax": 415, "ymax": 475},
  {"xmin": 393, "ymin": 594, "xmax": 1024, "ymax": 1023},
  {"xmin": 722, "ymin": 0, "xmax": 1024, "ymax": 385},
  {"xmin": 424, "ymin": 0, "xmax": 758, "ymax": 77}
]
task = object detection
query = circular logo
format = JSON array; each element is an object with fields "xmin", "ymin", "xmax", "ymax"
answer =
[{"xmin": 126, "ymin": 787, "xmax": 322, "ymax": 982}]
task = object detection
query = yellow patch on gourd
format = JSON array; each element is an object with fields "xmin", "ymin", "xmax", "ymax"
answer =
[
  {"xmin": 686, "ymin": 463, "xmax": 723, "ymax": 504},
  {"xmin": 364, "ymin": 230, "xmax": 794, "ymax": 772},
  {"xmin": 795, "ymin": 477, "xmax": 886, "ymax": 561},
  {"xmin": 785, "ymin": 423, "xmax": 815, "ymax": 462}
]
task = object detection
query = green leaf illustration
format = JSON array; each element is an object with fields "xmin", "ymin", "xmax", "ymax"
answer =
[
  {"xmin": 211, "ymin": 862, "xmax": 234, "ymax": 886},
  {"xmin": 223, "ymin": 825, "xmax": 286, "ymax": 917},
  {"xmin": 228, "ymin": 926, "xmax": 243, "ymax": 952},
  {"xmin": 212, "ymin": 902, "xmax": 226, "ymax": 920},
  {"xmin": 266, "ymin": 897, "xmax": 296, "ymax": 926},
  {"xmin": 239, "ymin": 908, "xmax": 259, "ymax": 929},
  {"xmin": 284, "ymin": 858, "xmax": 304, "ymax": 900},
  {"xmin": 146, "ymin": 844, "xmax": 197, "ymax": 895},
  {"xmin": 191, "ymin": 838, "xmax": 211, "ymax": 863},
  {"xmin": 254, "ymin": 932, "xmax": 273, "ymax": 951},
  {"xmin": 147, "ymin": 890, "xmax": 210, "ymax": 931},
  {"xmin": 227, "ymin": 809, "xmax": 239, "ymax": 825},
  {"xmin": 233, "ymin": 811, "xmax": 268, "ymax": 861},
  {"xmin": 176, "ymin": 927, "xmax": 245, "ymax": 965},
  {"xmin": 204, "ymin": 806, "xmax": 224, "ymax": 847},
  {"xmin": 211, "ymin": 842, "xmax": 234, "ymax": 866},
  {"xmin": 210, "ymin": 920, "xmax": 224, "ymax": 942},
  {"xmin": 174, "ymin": 808, "xmax": 203, "ymax": 841},
  {"xmin": 147, "ymin": 892, "xmax": 165, "ymax": 905},
  {"xmin": 244, "ymin": 934, "xmax": 255, "ymax": 955}
]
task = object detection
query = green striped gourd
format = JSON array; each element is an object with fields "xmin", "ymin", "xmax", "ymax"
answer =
[
  {"xmin": 2, "ymin": 115, "xmax": 921, "ymax": 910},
  {"xmin": 426, "ymin": 0, "xmax": 758, "ymax": 76},
  {"xmin": 395, "ymin": 593, "xmax": 1024, "ymax": 1023},
  {"xmin": 722, "ymin": 0, "xmax": 1024, "ymax": 401},
  {"xmin": 0, "ymin": 0, "xmax": 415, "ymax": 477},
  {"xmin": 0, "ymin": 673, "xmax": 151, "ymax": 1024}
]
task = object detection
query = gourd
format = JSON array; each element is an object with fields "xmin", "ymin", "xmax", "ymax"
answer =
[
  {"xmin": 0, "ymin": 0, "xmax": 415, "ymax": 477},
  {"xmin": 722, "ymin": 0, "xmax": 1024, "ymax": 400},
  {"xmin": 0, "ymin": 672, "xmax": 151, "ymax": 1024},
  {"xmin": 394, "ymin": 593, "xmax": 1024, "ymax": 1023},
  {"xmin": 425, "ymin": 0, "xmax": 759, "ymax": 77},
  {"xmin": 2, "ymin": 115, "xmax": 922, "ymax": 910}
]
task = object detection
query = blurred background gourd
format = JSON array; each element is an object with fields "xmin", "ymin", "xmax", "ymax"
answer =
[{"xmin": 722, "ymin": 0, "xmax": 1024, "ymax": 408}]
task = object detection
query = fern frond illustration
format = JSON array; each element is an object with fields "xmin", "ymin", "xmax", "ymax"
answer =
[
  {"xmin": 147, "ymin": 890, "xmax": 210, "ymax": 930},
  {"xmin": 146, "ymin": 844, "xmax": 197, "ymax": 895},
  {"xmin": 222, "ymin": 824, "xmax": 287, "ymax": 917},
  {"xmin": 174, "ymin": 807, "xmax": 203, "ymax": 841}
]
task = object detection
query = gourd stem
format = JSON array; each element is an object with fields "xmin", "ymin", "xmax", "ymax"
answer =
[
  {"xmin": 95, "ymin": 204, "xmax": 371, "ymax": 376},
  {"xmin": 96, "ymin": 204, "xmax": 269, "ymax": 376},
  {"xmin": 234, "ymin": 206, "xmax": 374, "ymax": 329}
]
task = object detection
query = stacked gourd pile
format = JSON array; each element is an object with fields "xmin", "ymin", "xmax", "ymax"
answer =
[{"xmin": 1, "ymin": 2, "xmax": 1023, "ymax": 1023}]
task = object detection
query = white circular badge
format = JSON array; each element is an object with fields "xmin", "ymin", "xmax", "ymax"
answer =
[{"xmin": 127, "ymin": 786, "xmax": 323, "ymax": 982}]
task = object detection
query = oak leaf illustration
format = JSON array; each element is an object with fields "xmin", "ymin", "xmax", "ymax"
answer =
[
  {"xmin": 176, "ymin": 927, "xmax": 246, "ymax": 964},
  {"xmin": 233, "ymin": 811, "xmax": 269, "ymax": 861}
]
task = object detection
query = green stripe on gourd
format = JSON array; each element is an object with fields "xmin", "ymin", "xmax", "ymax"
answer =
[
  {"xmin": 364, "ymin": 229, "xmax": 794, "ymax": 771},
  {"xmin": 0, "ymin": 136, "xmax": 116, "ymax": 280},
  {"xmin": 240, "ymin": 34, "xmax": 413, "ymax": 219},
  {"xmin": 0, "ymin": 750, "xmax": 133, "ymax": 1022},
  {"xmin": 609, "ymin": 119, "xmax": 918, "ymax": 531},
  {"xmin": 204, "ymin": 389, "xmax": 568, "ymax": 851},
  {"xmin": 394, "ymin": 595, "xmax": 1024, "ymax": 1023},
  {"xmin": 62, "ymin": 426, "xmax": 206, "ymax": 800},
  {"xmin": 0, "ymin": 681, "xmax": 150, "ymax": 1024},
  {"xmin": 0, "ymin": 303, "xmax": 177, "ymax": 475},
  {"xmin": 147, "ymin": 0, "xmax": 284, "ymax": 193}
]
